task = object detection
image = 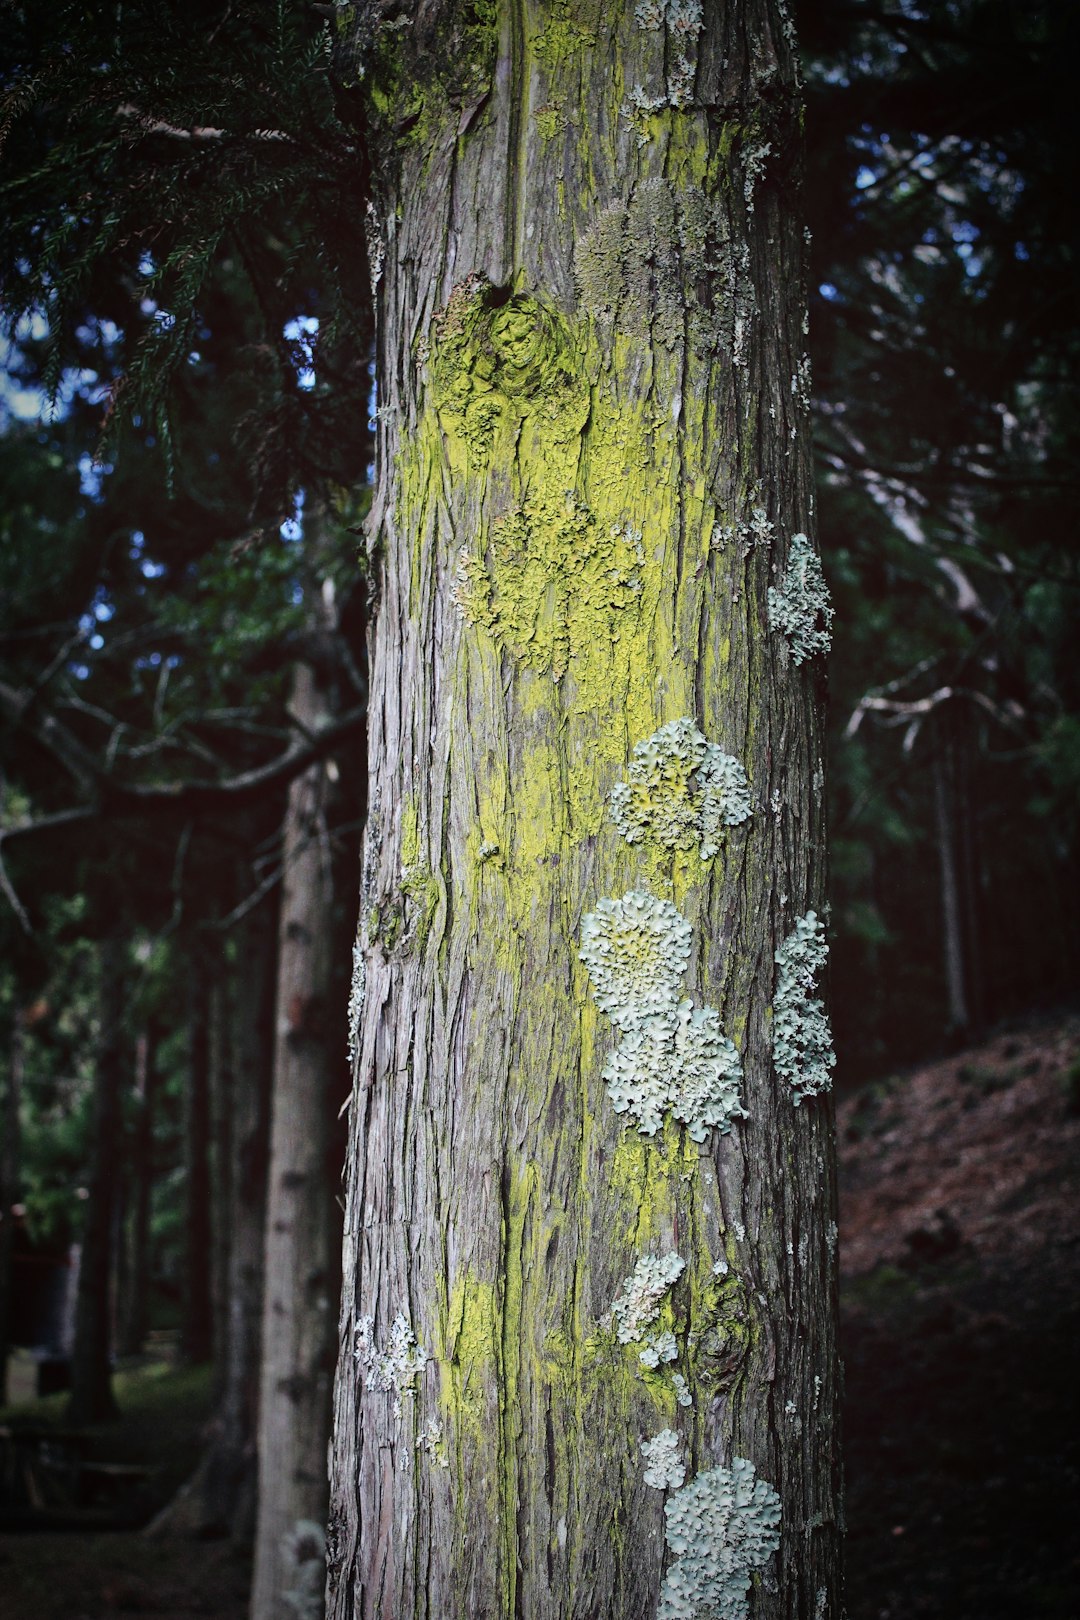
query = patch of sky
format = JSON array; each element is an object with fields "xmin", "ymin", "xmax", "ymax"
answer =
[
  {"xmin": 855, "ymin": 166, "xmax": 877, "ymax": 190},
  {"xmin": 281, "ymin": 488, "xmax": 305, "ymax": 544},
  {"xmin": 818, "ymin": 283, "xmax": 839, "ymax": 301},
  {"xmin": 284, "ymin": 315, "xmax": 318, "ymax": 391}
]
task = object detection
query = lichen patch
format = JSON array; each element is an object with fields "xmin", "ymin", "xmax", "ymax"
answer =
[
  {"xmin": 773, "ymin": 910, "xmax": 836, "ymax": 1104},
  {"xmin": 658, "ymin": 1457, "xmax": 782, "ymax": 1620},
  {"xmin": 767, "ymin": 532, "xmax": 834, "ymax": 665},
  {"xmin": 609, "ymin": 717, "xmax": 752, "ymax": 859}
]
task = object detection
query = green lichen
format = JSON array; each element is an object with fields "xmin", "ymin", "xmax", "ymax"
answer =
[
  {"xmin": 772, "ymin": 911, "xmax": 836, "ymax": 1103},
  {"xmin": 609, "ymin": 717, "xmax": 752, "ymax": 859},
  {"xmin": 532, "ymin": 4, "xmax": 596, "ymax": 72},
  {"xmin": 534, "ymin": 102, "xmax": 566, "ymax": 140},
  {"xmin": 767, "ymin": 533, "xmax": 834, "ymax": 665},
  {"xmin": 455, "ymin": 493, "xmax": 646, "ymax": 681},
  {"xmin": 658, "ymin": 1457, "xmax": 782, "ymax": 1620}
]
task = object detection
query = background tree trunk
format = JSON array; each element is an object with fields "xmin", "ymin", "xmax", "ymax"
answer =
[
  {"xmin": 68, "ymin": 935, "xmax": 125, "ymax": 1425},
  {"xmin": 182, "ymin": 940, "xmax": 215, "ymax": 1366},
  {"xmin": 0, "ymin": 1009, "xmax": 25, "ymax": 1405},
  {"xmin": 328, "ymin": 4, "xmax": 841, "ymax": 1619},
  {"xmin": 149, "ymin": 897, "xmax": 276, "ymax": 1539},
  {"xmin": 251, "ymin": 653, "xmax": 350, "ymax": 1620},
  {"xmin": 119, "ymin": 1024, "xmax": 157, "ymax": 1359}
]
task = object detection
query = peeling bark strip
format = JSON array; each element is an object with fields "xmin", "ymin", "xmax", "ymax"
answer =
[{"xmin": 329, "ymin": 3, "xmax": 840, "ymax": 1618}]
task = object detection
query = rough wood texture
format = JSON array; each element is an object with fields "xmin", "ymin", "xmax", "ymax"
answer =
[
  {"xmin": 329, "ymin": 3, "xmax": 841, "ymax": 1616},
  {"xmin": 252, "ymin": 666, "xmax": 343, "ymax": 1620}
]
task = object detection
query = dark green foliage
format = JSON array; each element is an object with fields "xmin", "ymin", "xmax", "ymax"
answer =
[{"xmin": 803, "ymin": 0, "xmax": 1080, "ymax": 1075}]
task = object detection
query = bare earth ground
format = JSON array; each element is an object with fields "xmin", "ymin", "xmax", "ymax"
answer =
[
  {"xmin": 839, "ymin": 1011, "xmax": 1080, "ymax": 1620},
  {"xmin": 2, "ymin": 1012, "xmax": 1078, "ymax": 1619}
]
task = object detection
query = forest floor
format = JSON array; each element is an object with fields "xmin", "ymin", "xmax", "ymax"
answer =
[
  {"xmin": 840, "ymin": 1008, "xmax": 1080, "ymax": 1619},
  {"xmin": 1, "ymin": 1010, "xmax": 1078, "ymax": 1619}
]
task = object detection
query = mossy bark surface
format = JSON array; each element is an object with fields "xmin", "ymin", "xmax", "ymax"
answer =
[{"xmin": 329, "ymin": 3, "xmax": 841, "ymax": 1616}]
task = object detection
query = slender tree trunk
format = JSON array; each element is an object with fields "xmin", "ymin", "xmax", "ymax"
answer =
[
  {"xmin": 251, "ymin": 660, "xmax": 347, "ymax": 1620},
  {"xmin": 148, "ymin": 898, "xmax": 276, "ymax": 1539},
  {"xmin": 0, "ymin": 1011, "xmax": 25, "ymax": 1406},
  {"xmin": 932, "ymin": 724, "xmax": 969, "ymax": 1033},
  {"xmin": 182, "ymin": 940, "xmax": 215, "ymax": 1365},
  {"xmin": 119, "ymin": 1025, "xmax": 157, "ymax": 1359},
  {"xmin": 68, "ymin": 936, "xmax": 125, "ymax": 1425},
  {"xmin": 210, "ymin": 970, "xmax": 235, "ymax": 1391},
  {"xmin": 328, "ymin": 5, "xmax": 841, "ymax": 1619}
]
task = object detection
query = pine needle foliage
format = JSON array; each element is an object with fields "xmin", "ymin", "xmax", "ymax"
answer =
[{"xmin": 0, "ymin": 0, "xmax": 372, "ymax": 483}]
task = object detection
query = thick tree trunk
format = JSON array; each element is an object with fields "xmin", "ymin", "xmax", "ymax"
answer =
[
  {"xmin": 0, "ymin": 1011, "xmax": 25, "ymax": 1405},
  {"xmin": 68, "ymin": 936, "xmax": 125, "ymax": 1425},
  {"xmin": 182, "ymin": 941, "xmax": 215, "ymax": 1365},
  {"xmin": 328, "ymin": 4, "xmax": 841, "ymax": 1619},
  {"xmin": 251, "ymin": 661, "xmax": 347, "ymax": 1620}
]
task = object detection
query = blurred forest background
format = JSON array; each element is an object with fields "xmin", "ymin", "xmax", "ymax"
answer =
[{"xmin": 0, "ymin": 3, "xmax": 1077, "ymax": 1618}]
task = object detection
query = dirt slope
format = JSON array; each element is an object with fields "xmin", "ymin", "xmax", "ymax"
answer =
[{"xmin": 839, "ymin": 1012, "xmax": 1080, "ymax": 1620}]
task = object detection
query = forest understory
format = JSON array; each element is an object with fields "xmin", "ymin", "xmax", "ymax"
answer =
[{"xmin": 1, "ymin": 1010, "xmax": 1077, "ymax": 1620}]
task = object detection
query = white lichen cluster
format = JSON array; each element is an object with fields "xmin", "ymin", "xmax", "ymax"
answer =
[
  {"xmin": 671, "ymin": 1372, "xmax": 693, "ymax": 1407},
  {"xmin": 347, "ymin": 932, "xmax": 365, "ymax": 1068},
  {"xmin": 610, "ymin": 1250, "xmax": 685, "ymax": 1344},
  {"xmin": 355, "ymin": 1312, "xmax": 430, "ymax": 1418},
  {"xmin": 742, "ymin": 140, "xmax": 772, "ymax": 214},
  {"xmin": 580, "ymin": 892, "xmax": 746, "ymax": 1140},
  {"xmin": 609, "ymin": 719, "xmax": 752, "ymax": 860},
  {"xmin": 767, "ymin": 533, "xmax": 834, "ymax": 665},
  {"xmin": 711, "ymin": 506, "xmax": 774, "ymax": 552},
  {"xmin": 642, "ymin": 1428, "xmax": 687, "ymax": 1491},
  {"xmin": 415, "ymin": 1416, "xmax": 449, "ymax": 1468},
  {"xmin": 658, "ymin": 1458, "xmax": 782, "ymax": 1620},
  {"xmin": 639, "ymin": 1327, "xmax": 678, "ymax": 1368},
  {"xmin": 633, "ymin": 0, "xmax": 703, "ymax": 107},
  {"xmin": 772, "ymin": 911, "xmax": 836, "ymax": 1104}
]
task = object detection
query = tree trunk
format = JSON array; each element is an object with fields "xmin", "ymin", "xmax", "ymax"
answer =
[
  {"xmin": 932, "ymin": 723, "xmax": 969, "ymax": 1034},
  {"xmin": 328, "ymin": 5, "xmax": 841, "ymax": 1620},
  {"xmin": 148, "ymin": 898, "xmax": 276, "ymax": 1539},
  {"xmin": 68, "ymin": 936, "xmax": 125, "ymax": 1425},
  {"xmin": 182, "ymin": 940, "xmax": 215, "ymax": 1365},
  {"xmin": 119, "ymin": 1025, "xmax": 157, "ymax": 1359},
  {"xmin": 210, "ymin": 969, "xmax": 235, "ymax": 1391},
  {"xmin": 0, "ymin": 1010, "xmax": 25, "ymax": 1406},
  {"xmin": 251, "ymin": 659, "xmax": 348, "ymax": 1620}
]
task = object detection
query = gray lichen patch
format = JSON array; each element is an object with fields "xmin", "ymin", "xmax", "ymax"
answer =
[
  {"xmin": 632, "ymin": 0, "xmax": 703, "ymax": 111},
  {"xmin": 610, "ymin": 1249, "xmax": 685, "ymax": 1344},
  {"xmin": 580, "ymin": 891, "xmax": 692, "ymax": 1026},
  {"xmin": 641, "ymin": 1428, "xmax": 687, "ymax": 1491},
  {"xmin": 609, "ymin": 718, "xmax": 752, "ymax": 859},
  {"xmin": 574, "ymin": 181, "xmax": 750, "ymax": 355},
  {"xmin": 347, "ymin": 930, "xmax": 365, "ymax": 1069},
  {"xmin": 767, "ymin": 532, "xmax": 834, "ymax": 665},
  {"xmin": 658, "ymin": 1458, "xmax": 782, "ymax": 1620},
  {"xmin": 355, "ymin": 1312, "xmax": 430, "ymax": 1419},
  {"xmin": 581, "ymin": 893, "xmax": 746, "ymax": 1140},
  {"xmin": 773, "ymin": 910, "xmax": 836, "ymax": 1104}
]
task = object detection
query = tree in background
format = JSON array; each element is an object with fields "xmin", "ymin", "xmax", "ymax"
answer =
[{"xmin": 328, "ymin": 4, "xmax": 841, "ymax": 1617}]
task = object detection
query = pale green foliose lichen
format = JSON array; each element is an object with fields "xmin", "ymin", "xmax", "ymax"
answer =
[
  {"xmin": 767, "ymin": 532, "xmax": 834, "ymax": 665},
  {"xmin": 642, "ymin": 1428, "xmax": 687, "ymax": 1491},
  {"xmin": 639, "ymin": 1328, "xmax": 678, "ymax": 1368},
  {"xmin": 581, "ymin": 892, "xmax": 746, "ymax": 1141},
  {"xmin": 773, "ymin": 911, "xmax": 836, "ymax": 1104},
  {"xmin": 658, "ymin": 1458, "xmax": 782, "ymax": 1620},
  {"xmin": 609, "ymin": 718, "xmax": 752, "ymax": 859},
  {"xmin": 610, "ymin": 1250, "xmax": 685, "ymax": 1344}
]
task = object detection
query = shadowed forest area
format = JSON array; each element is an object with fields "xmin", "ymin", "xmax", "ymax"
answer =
[{"xmin": 1, "ymin": 2, "xmax": 1078, "ymax": 1617}]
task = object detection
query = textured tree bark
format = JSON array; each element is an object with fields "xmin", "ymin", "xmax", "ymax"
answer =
[
  {"xmin": 329, "ymin": 4, "xmax": 841, "ymax": 1618},
  {"xmin": 69, "ymin": 935, "xmax": 124, "ymax": 1425},
  {"xmin": 251, "ymin": 656, "xmax": 350, "ymax": 1620}
]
